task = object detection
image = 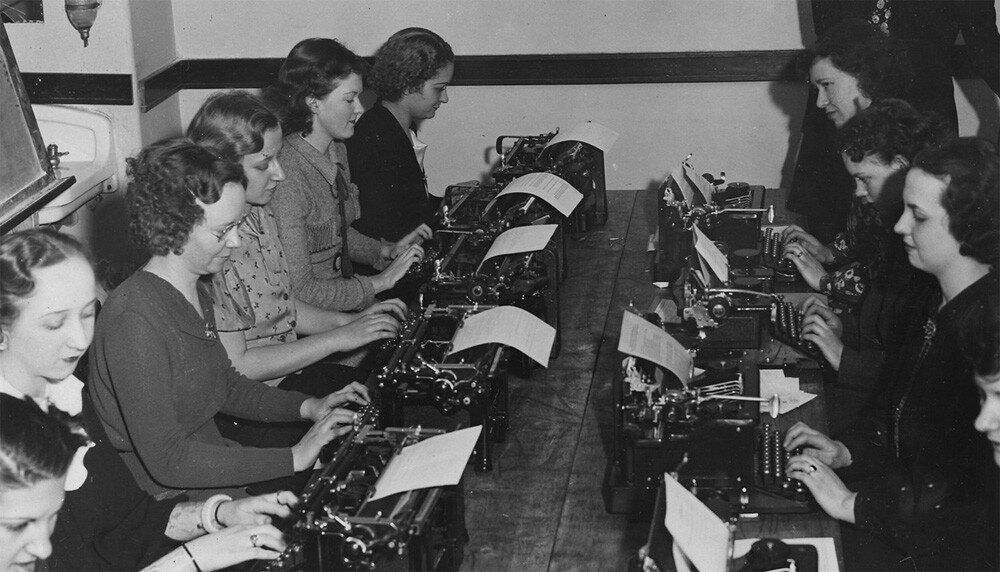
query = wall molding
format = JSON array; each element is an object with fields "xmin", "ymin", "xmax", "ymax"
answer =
[
  {"xmin": 22, "ymin": 72, "xmax": 132, "ymax": 105},
  {"xmin": 20, "ymin": 47, "xmax": 981, "ymax": 111}
]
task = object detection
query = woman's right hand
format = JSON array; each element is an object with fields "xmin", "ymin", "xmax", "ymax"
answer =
[
  {"xmin": 782, "ymin": 225, "xmax": 834, "ymax": 264},
  {"xmin": 373, "ymin": 244, "xmax": 424, "ymax": 292},
  {"xmin": 179, "ymin": 524, "xmax": 285, "ymax": 571},
  {"xmin": 783, "ymin": 422, "xmax": 852, "ymax": 469},
  {"xmin": 290, "ymin": 409, "xmax": 355, "ymax": 472},
  {"xmin": 326, "ymin": 311, "xmax": 400, "ymax": 352}
]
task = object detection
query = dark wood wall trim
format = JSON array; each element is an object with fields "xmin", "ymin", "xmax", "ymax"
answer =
[
  {"xmin": 136, "ymin": 45, "xmax": 983, "ymax": 112},
  {"xmin": 23, "ymin": 73, "xmax": 132, "ymax": 105}
]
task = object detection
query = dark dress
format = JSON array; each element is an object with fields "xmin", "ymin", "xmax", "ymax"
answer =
[
  {"xmin": 48, "ymin": 390, "xmax": 181, "ymax": 571},
  {"xmin": 347, "ymin": 104, "xmax": 434, "ymax": 243},
  {"xmin": 836, "ymin": 272, "xmax": 999, "ymax": 570}
]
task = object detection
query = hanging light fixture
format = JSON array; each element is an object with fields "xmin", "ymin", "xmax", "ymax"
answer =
[{"xmin": 64, "ymin": 0, "xmax": 101, "ymax": 47}]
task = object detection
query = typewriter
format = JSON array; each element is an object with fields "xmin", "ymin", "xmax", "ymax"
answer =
[
  {"xmin": 492, "ymin": 130, "xmax": 607, "ymax": 232},
  {"xmin": 367, "ymin": 304, "xmax": 508, "ymax": 472},
  {"xmin": 255, "ymin": 404, "xmax": 467, "ymax": 571},
  {"xmin": 602, "ymin": 331, "xmax": 815, "ymax": 515}
]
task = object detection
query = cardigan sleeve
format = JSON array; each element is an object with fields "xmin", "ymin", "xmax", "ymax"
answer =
[
  {"xmin": 270, "ymin": 166, "xmax": 377, "ymax": 311},
  {"xmin": 98, "ymin": 310, "xmax": 297, "ymax": 489}
]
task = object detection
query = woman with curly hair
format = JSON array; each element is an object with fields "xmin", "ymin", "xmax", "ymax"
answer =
[
  {"xmin": 263, "ymin": 38, "xmax": 430, "ymax": 312},
  {"xmin": 347, "ymin": 27, "xmax": 454, "ymax": 242},
  {"xmin": 88, "ymin": 139, "xmax": 367, "ymax": 497},
  {"xmin": 786, "ymin": 18, "xmax": 912, "ymax": 244},
  {"xmin": 784, "ymin": 137, "xmax": 999, "ymax": 569}
]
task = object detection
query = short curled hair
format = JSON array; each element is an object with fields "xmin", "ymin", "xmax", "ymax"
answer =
[
  {"xmin": 126, "ymin": 138, "xmax": 247, "ymax": 257},
  {"xmin": 1, "ymin": 394, "xmax": 88, "ymax": 490},
  {"xmin": 0, "ymin": 228, "xmax": 91, "ymax": 332},
  {"xmin": 367, "ymin": 28, "xmax": 454, "ymax": 102},
  {"xmin": 913, "ymin": 137, "xmax": 999, "ymax": 268},
  {"xmin": 838, "ymin": 99, "xmax": 951, "ymax": 165},
  {"xmin": 187, "ymin": 90, "xmax": 280, "ymax": 163},
  {"xmin": 806, "ymin": 19, "xmax": 912, "ymax": 101},
  {"xmin": 262, "ymin": 38, "xmax": 366, "ymax": 137}
]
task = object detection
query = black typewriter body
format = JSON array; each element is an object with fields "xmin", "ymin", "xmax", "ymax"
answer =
[
  {"xmin": 255, "ymin": 409, "xmax": 467, "ymax": 572},
  {"xmin": 367, "ymin": 305, "xmax": 508, "ymax": 473}
]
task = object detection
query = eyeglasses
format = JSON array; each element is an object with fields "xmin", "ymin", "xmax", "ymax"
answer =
[{"xmin": 208, "ymin": 213, "xmax": 248, "ymax": 242}]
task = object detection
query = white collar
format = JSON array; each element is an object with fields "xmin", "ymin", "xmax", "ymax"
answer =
[{"xmin": 0, "ymin": 373, "xmax": 84, "ymax": 415}]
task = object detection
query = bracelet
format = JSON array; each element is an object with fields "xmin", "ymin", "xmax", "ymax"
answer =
[
  {"xmin": 200, "ymin": 494, "xmax": 232, "ymax": 534},
  {"xmin": 181, "ymin": 544, "xmax": 203, "ymax": 572}
]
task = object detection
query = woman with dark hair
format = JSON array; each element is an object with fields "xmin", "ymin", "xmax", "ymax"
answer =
[
  {"xmin": 187, "ymin": 91, "xmax": 404, "ymax": 389},
  {"xmin": 786, "ymin": 18, "xmax": 912, "ymax": 244},
  {"xmin": 784, "ymin": 99, "xmax": 947, "ymax": 307},
  {"xmin": 1, "ymin": 228, "xmax": 295, "ymax": 570},
  {"xmin": 264, "ymin": 38, "xmax": 430, "ymax": 312},
  {"xmin": 88, "ymin": 139, "xmax": 366, "ymax": 497},
  {"xmin": 347, "ymin": 27, "xmax": 455, "ymax": 242},
  {"xmin": 784, "ymin": 137, "xmax": 999, "ymax": 569}
]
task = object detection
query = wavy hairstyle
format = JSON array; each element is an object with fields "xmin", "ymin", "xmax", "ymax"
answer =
[
  {"xmin": 126, "ymin": 138, "xmax": 247, "ymax": 257},
  {"xmin": 806, "ymin": 18, "xmax": 912, "ymax": 101},
  {"xmin": 187, "ymin": 90, "xmax": 280, "ymax": 163},
  {"xmin": 262, "ymin": 38, "xmax": 366, "ymax": 137},
  {"xmin": 913, "ymin": 137, "xmax": 999, "ymax": 269},
  {"xmin": 0, "ymin": 228, "xmax": 91, "ymax": 333},
  {"xmin": 838, "ymin": 99, "xmax": 951, "ymax": 165},
  {"xmin": 367, "ymin": 28, "xmax": 454, "ymax": 102},
  {"xmin": 1, "ymin": 394, "xmax": 88, "ymax": 490}
]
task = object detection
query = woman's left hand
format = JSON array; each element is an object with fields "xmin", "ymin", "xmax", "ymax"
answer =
[
  {"xmin": 216, "ymin": 491, "xmax": 299, "ymax": 528},
  {"xmin": 302, "ymin": 382, "xmax": 370, "ymax": 421},
  {"xmin": 390, "ymin": 224, "xmax": 433, "ymax": 258},
  {"xmin": 783, "ymin": 242, "xmax": 826, "ymax": 291},
  {"xmin": 786, "ymin": 455, "xmax": 857, "ymax": 523}
]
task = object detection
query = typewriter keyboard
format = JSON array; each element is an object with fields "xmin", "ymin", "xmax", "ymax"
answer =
[{"xmin": 769, "ymin": 301, "xmax": 826, "ymax": 366}]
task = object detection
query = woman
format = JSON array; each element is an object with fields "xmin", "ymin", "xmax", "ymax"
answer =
[
  {"xmin": 784, "ymin": 137, "xmax": 999, "ymax": 569},
  {"xmin": 347, "ymin": 27, "xmax": 454, "ymax": 243},
  {"xmin": 789, "ymin": 100, "xmax": 946, "ymax": 373},
  {"xmin": 187, "ymin": 90, "xmax": 405, "ymax": 390},
  {"xmin": 0, "ymin": 229, "xmax": 291, "ymax": 570},
  {"xmin": 784, "ymin": 99, "xmax": 947, "ymax": 308},
  {"xmin": 88, "ymin": 139, "xmax": 365, "ymax": 497},
  {"xmin": 264, "ymin": 38, "xmax": 431, "ymax": 312},
  {"xmin": 785, "ymin": 18, "xmax": 911, "ymax": 245}
]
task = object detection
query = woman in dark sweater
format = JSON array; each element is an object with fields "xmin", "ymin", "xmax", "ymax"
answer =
[
  {"xmin": 347, "ymin": 27, "xmax": 454, "ymax": 243},
  {"xmin": 784, "ymin": 137, "xmax": 999, "ymax": 569},
  {"xmin": 88, "ymin": 140, "xmax": 366, "ymax": 497}
]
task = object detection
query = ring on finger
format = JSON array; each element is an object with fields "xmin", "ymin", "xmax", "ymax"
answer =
[
  {"xmin": 251, "ymin": 533, "xmax": 260, "ymax": 548},
  {"xmin": 807, "ymin": 464, "xmax": 817, "ymax": 473}
]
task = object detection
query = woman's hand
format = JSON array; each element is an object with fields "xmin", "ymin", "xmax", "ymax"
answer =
[
  {"xmin": 360, "ymin": 298, "xmax": 408, "ymax": 322},
  {"xmin": 301, "ymin": 382, "xmax": 371, "ymax": 421},
  {"xmin": 782, "ymin": 225, "xmax": 834, "ymax": 263},
  {"xmin": 783, "ymin": 422, "xmax": 852, "ymax": 469},
  {"xmin": 373, "ymin": 245, "xmax": 424, "ymax": 292},
  {"xmin": 783, "ymin": 242, "xmax": 826, "ymax": 291},
  {"xmin": 389, "ymin": 224, "xmax": 433, "ymax": 259},
  {"xmin": 786, "ymin": 455, "xmax": 857, "ymax": 523},
  {"xmin": 801, "ymin": 309, "xmax": 844, "ymax": 370},
  {"xmin": 216, "ymin": 491, "xmax": 298, "ymax": 528},
  {"xmin": 290, "ymin": 409, "xmax": 356, "ymax": 472},
  {"xmin": 180, "ymin": 524, "xmax": 285, "ymax": 571},
  {"xmin": 326, "ymin": 312, "xmax": 400, "ymax": 352},
  {"xmin": 799, "ymin": 295, "xmax": 829, "ymax": 318}
]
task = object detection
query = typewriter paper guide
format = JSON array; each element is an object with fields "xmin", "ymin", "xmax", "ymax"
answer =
[
  {"xmin": 543, "ymin": 121, "xmax": 619, "ymax": 152},
  {"xmin": 664, "ymin": 472, "xmax": 732, "ymax": 572},
  {"xmin": 447, "ymin": 305, "xmax": 556, "ymax": 367},
  {"xmin": 482, "ymin": 224, "xmax": 557, "ymax": 263},
  {"xmin": 497, "ymin": 172, "xmax": 583, "ymax": 217},
  {"xmin": 368, "ymin": 425, "xmax": 482, "ymax": 502},
  {"xmin": 665, "ymin": 161, "xmax": 713, "ymax": 206},
  {"xmin": 618, "ymin": 311, "xmax": 692, "ymax": 386}
]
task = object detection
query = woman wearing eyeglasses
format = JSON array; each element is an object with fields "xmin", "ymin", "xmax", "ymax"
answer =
[{"xmin": 88, "ymin": 139, "xmax": 366, "ymax": 497}]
